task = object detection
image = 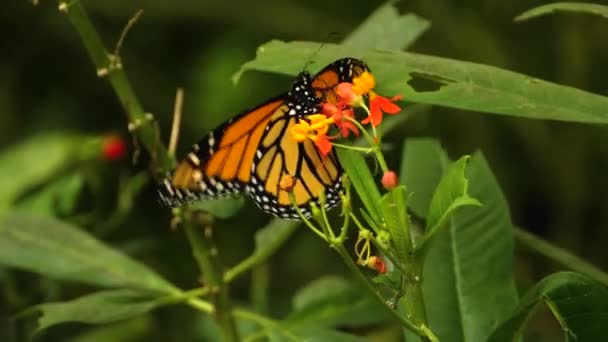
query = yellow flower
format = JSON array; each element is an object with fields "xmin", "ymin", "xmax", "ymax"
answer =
[
  {"xmin": 291, "ymin": 120, "xmax": 311, "ymax": 142},
  {"xmin": 352, "ymin": 71, "xmax": 376, "ymax": 95},
  {"xmin": 308, "ymin": 114, "xmax": 334, "ymax": 136}
]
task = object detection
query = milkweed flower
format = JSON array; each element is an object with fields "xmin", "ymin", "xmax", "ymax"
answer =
[
  {"xmin": 322, "ymin": 103, "xmax": 359, "ymax": 138},
  {"xmin": 337, "ymin": 71, "xmax": 403, "ymax": 128},
  {"xmin": 361, "ymin": 93, "xmax": 403, "ymax": 127},
  {"xmin": 290, "ymin": 115, "xmax": 335, "ymax": 158}
]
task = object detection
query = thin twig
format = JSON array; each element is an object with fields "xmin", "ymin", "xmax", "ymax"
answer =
[
  {"xmin": 169, "ymin": 88, "xmax": 184, "ymax": 157},
  {"xmin": 114, "ymin": 9, "xmax": 144, "ymax": 58}
]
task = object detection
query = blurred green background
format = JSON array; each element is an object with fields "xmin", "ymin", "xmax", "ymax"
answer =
[{"xmin": 2, "ymin": 0, "xmax": 608, "ymax": 340}]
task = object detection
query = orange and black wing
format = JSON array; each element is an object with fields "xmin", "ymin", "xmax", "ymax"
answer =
[
  {"xmin": 158, "ymin": 57, "xmax": 370, "ymax": 218},
  {"xmin": 247, "ymin": 72, "xmax": 342, "ymax": 218},
  {"xmin": 311, "ymin": 58, "xmax": 370, "ymax": 105},
  {"xmin": 247, "ymin": 58, "xmax": 370, "ymax": 218},
  {"xmin": 158, "ymin": 96, "xmax": 286, "ymax": 207}
]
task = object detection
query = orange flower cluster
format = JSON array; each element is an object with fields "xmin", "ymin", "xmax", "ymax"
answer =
[{"xmin": 290, "ymin": 70, "xmax": 402, "ymax": 157}]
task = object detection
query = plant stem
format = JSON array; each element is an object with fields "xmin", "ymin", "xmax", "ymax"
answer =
[
  {"xmin": 399, "ymin": 257, "xmax": 429, "ymax": 341},
  {"xmin": 331, "ymin": 244, "xmax": 427, "ymax": 338},
  {"xmin": 58, "ymin": 0, "xmax": 172, "ymax": 171},
  {"xmin": 57, "ymin": 2, "xmax": 241, "ymax": 339},
  {"xmin": 514, "ymin": 226, "xmax": 608, "ymax": 286},
  {"xmin": 183, "ymin": 211, "xmax": 239, "ymax": 341}
]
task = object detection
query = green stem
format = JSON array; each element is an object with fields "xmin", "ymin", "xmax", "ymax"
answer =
[
  {"xmin": 345, "ymin": 116, "xmax": 389, "ymax": 173},
  {"xmin": 57, "ymin": 1, "xmax": 241, "ymax": 338},
  {"xmin": 399, "ymin": 258, "xmax": 429, "ymax": 341},
  {"xmin": 183, "ymin": 211, "xmax": 239, "ymax": 342},
  {"xmin": 331, "ymin": 243, "xmax": 426, "ymax": 338},
  {"xmin": 58, "ymin": 0, "xmax": 172, "ymax": 171},
  {"xmin": 514, "ymin": 226, "xmax": 608, "ymax": 286}
]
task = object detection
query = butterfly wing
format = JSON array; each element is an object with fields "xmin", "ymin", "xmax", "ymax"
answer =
[
  {"xmin": 248, "ymin": 72, "xmax": 342, "ymax": 218},
  {"xmin": 158, "ymin": 58, "xmax": 370, "ymax": 218},
  {"xmin": 158, "ymin": 96, "xmax": 286, "ymax": 207}
]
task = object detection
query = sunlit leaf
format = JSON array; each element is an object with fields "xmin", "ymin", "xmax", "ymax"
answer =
[
  {"xmin": 402, "ymin": 140, "xmax": 518, "ymax": 341},
  {"xmin": 488, "ymin": 272, "xmax": 608, "ymax": 342},
  {"xmin": 237, "ymin": 41, "xmax": 608, "ymax": 124},
  {"xmin": 515, "ymin": 2, "xmax": 608, "ymax": 21},
  {"xmin": 423, "ymin": 155, "xmax": 481, "ymax": 246},
  {"xmin": 0, "ymin": 212, "xmax": 178, "ymax": 294},
  {"xmin": 344, "ymin": 3, "xmax": 430, "ymax": 50}
]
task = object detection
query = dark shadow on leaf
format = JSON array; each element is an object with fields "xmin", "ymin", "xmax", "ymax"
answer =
[{"xmin": 407, "ymin": 72, "xmax": 455, "ymax": 92}]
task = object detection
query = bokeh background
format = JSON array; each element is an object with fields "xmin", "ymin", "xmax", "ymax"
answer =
[{"xmin": 2, "ymin": 0, "xmax": 607, "ymax": 340}]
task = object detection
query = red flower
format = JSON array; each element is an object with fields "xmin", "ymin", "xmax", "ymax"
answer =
[
  {"xmin": 381, "ymin": 170, "xmax": 398, "ymax": 190},
  {"xmin": 101, "ymin": 135, "xmax": 127, "ymax": 161},
  {"xmin": 336, "ymin": 82, "xmax": 364, "ymax": 108},
  {"xmin": 322, "ymin": 103, "xmax": 359, "ymax": 138},
  {"xmin": 312, "ymin": 133, "xmax": 333, "ymax": 158},
  {"xmin": 361, "ymin": 94, "xmax": 403, "ymax": 127}
]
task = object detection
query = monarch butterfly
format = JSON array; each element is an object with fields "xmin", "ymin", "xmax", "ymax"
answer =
[{"xmin": 158, "ymin": 58, "xmax": 370, "ymax": 218}]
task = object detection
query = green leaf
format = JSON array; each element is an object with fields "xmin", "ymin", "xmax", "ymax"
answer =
[
  {"xmin": 237, "ymin": 41, "xmax": 608, "ymax": 124},
  {"xmin": 423, "ymin": 155, "xmax": 481, "ymax": 245},
  {"xmin": 379, "ymin": 186, "xmax": 411, "ymax": 262},
  {"xmin": 0, "ymin": 134, "xmax": 82, "ymax": 210},
  {"xmin": 15, "ymin": 172, "xmax": 84, "ymax": 216},
  {"xmin": 402, "ymin": 141, "xmax": 518, "ymax": 341},
  {"xmin": 292, "ymin": 275, "xmax": 350, "ymax": 311},
  {"xmin": 287, "ymin": 275, "xmax": 390, "ymax": 328},
  {"xmin": 224, "ymin": 219, "xmax": 298, "ymax": 282},
  {"xmin": 191, "ymin": 197, "xmax": 245, "ymax": 219},
  {"xmin": 343, "ymin": 3, "xmax": 430, "ymax": 50},
  {"xmin": 488, "ymin": 272, "xmax": 608, "ymax": 342},
  {"xmin": 399, "ymin": 139, "xmax": 445, "ymax": 217},
  {"xmin": 0, "ymin": 212, "xmax": 178, "ymax": 294},
  {"xmin": 515, "ymin": 2, "xmax": 608, "ymax": 22},
  {"xmin": 337, "ymin": 149, "xmax": 383, "ymax": 230},
  {"xmin": 26, "ymin": 289, "xmax": 163, "ymax": 333},
  {"xmin": 70, "ymin": 317, "xmax": 152, "ymax": 342}
]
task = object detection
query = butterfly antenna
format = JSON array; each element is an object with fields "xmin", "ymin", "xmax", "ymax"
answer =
[{"xmin": 301, "ymin": 32, "xmax": 340, "ymax": 73}]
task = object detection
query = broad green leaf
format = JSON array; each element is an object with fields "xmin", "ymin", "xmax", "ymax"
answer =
[
  {"xmin": 26, "ymin": 289, "xmax": 164, "ymax": 333},
  {"xmin": 191, "ymin": 197, "xmax": 245, "ymax": 219},
  {"xmin": 0, "ymin": 212, "xmax": 178, "ymax": 294},
  {"xmin": 236, "ymin": 41, "xmax": 608, "ymax": 124},
  {"xmin": 343, "ymin": 3, "xmax": 430, "ymax": 50},
  {"xmin": 224, "ymin": 219, "xmax": 298, "ymax": 282},
  {"xmin": 399, "ymin": 139, "xmax": 445, "ymax": 217},
  {"xmin": 379, "ymin": 186, "xmax": 411, "ymax": 262},
  {"xmin": 287, "ymin": 275, "xmax": 390, "ymax": 328},
  {"xmin": 337, "ymin": 149, "xmax": 383, "ymax": 230},
  {"xmin": 423, "ymin": 155, "xmax": 481, "ymax": 245},
  {"xmin": 0, "ymin": 134, "xmax": 83, "ymax": 210},
  {"xmin": 515, "ymin": 2, "xmax": 608, "ymax": 21},
  {"xmin": 488, "ymin": 272, "xmax": 608, "ymax": 342},
  {"xmin": 402, "ymin": 141, "xmax": 518, "ymax": 342}
]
